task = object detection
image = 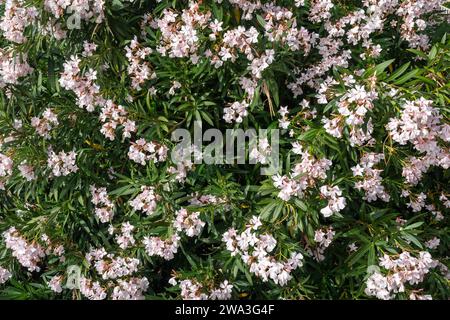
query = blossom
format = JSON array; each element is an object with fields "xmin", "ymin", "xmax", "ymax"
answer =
[
  {"xmin": 47, "ymin": 149, "xmax": 78, "ymax": 177},
  {"xmin": 365, "ymin": 272, "xmax": 392, "ymax": 300},
  {"xmin": 143, "ymin": 234, "xmax": 181, "ymax": 261},
  {"xmin": 319, "ymin": 185, "xmax": 346, "ymax": 217},
  {"xmin": 209, "ymin": 280, "xmax": 233, "ymax": 300},
  {"xmin": 82, "ymin": 41, "xmax": 97, "ymax": 57},
  {"xmin": 128, "ymin": 139, "xmax": 168, "ymax": 165},
  {"xmin": 308, "ymin": 227, "xmax": 335, "ymax": 261},
  {"xmin": 387, "ymin": 98, "xmax": 448, "ymax": 185},
  {"xmin": 31, "ymin": 108, "xmax": 59, "ymax": 139},
  {"xmin": 168, "ymin": 81, "xmax": 181, "ymax": 95},
  {"xmin": 125, "ymin": 37, "xmax": 154, "ymax": 90},
  {"xmin": 249, "ymin": 137, "xmax": 272, "ymax": 164},
  {"xmin": 59, "ymin": 56, "xmax": 101, "ymax": 112},
  {"xmin": 273, "ymin": 146, "xmax": 331, "ymax": 201},
  {"xmin": 115, "ymin": 222, "xmax": 136, "ymax": 249},
  {"xmin": 352, "ymin": 153, "xmax": 390, "ymax": 202},
  {"xmin": 173, "ymin": 208, "xmax": 205, "ymax": 237},
  {"xmin": 0, "ymin": 0, "xmax": 38, "ymax": 44},
  {"xmin": 223, "ymin": 101, "xmax": 249, "ymax": 123},
  {"xmin": 365, "ymin": 251, "xmax": 437, "ymax": 300},
  {"xmin": 179, "ymin": 279, "xmax": 208, "ymax": 300},
  {"xmin": 129, "ymin": 186, "xmax": 160, "ymax": 216},
  {"xmin": 348, "ymin": 243, "xmax": 358, "ymax": 252},
  {"xmin": 0, "ymin": 153, "xmax": 13, "ymax": 178},
  {"xmin": 88, "ymin": 249, "xmax": 140, "ymax": 280},
  {"xmin": 111, "ymin": 277, "xmax": 149, "ymax": 300},
  {"xmin": 178, "ymin": 278, "xmax": 233, "ymax": 300},
  {"xmin": 48, "ymin": 275, "xmax": 63, "ymax": 293},
  {"xmin": 3, "ymin": 227, "xmax": 46, "ymax": 272},
  {"xmin": 425, "ymin": 237, "xmax": 440, "ymax": 250},
  {"xmin": 18, "ymin": 162, "xmax": 36, "ymax": 181},
  {"xmin": 90, "ymin": 185, "xmax": 115, "ymax": 223},
  {"xmin": 79, "ymin": 277, "xmax": 107, "ymax": 300},
  {"xmin": 222, "ymin": 217, "xmax": 303, "ymax": 286},
  {"xmin": 0, "ymin": 266, "xmax": 12, "ymax": 284},
  {"xmin": 153, "ymin": 4, "xmax": 210, "ymax": 59},
  {"xmin": 308, "ymin": 0, "xmax": 334, "ymax": 23},
  {"xmin": 44, "ymin": 0, "xmax": 105, "ymax": 24},
  {"xmin": 99, "ymin": 100, "xmax": 136, "ymax": 141},
  {"xmin": 0, "ymin": 50, "xmax": 33, "ymax": 87}
]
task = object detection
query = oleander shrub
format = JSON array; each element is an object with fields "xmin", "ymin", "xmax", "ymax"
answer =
[{"xmin": 0, "ymin": 0, "xmax": 449, "ymax": 300}]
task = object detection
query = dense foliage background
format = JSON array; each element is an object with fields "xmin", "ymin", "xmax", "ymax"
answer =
[{"xmin": 0, "ymin": 0, "xmax": 449, "ymax": 299}]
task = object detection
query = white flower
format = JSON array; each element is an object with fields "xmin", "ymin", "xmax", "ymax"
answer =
[
  {"xmin": 173, "ymin": 208, "xmax": 205, "ymax": 237},
  {"xmin": 47, "ymin": 149, "xmax": 78, "ymax": 177},
  {"xmin": 3, "ymin": 227, "xmax": 46, "ymax": 272},
  {"xmin": 425, "ymin": 237, "xmax": 440, "ymax": 250},
  {"xmin": 0, "ymin": 266, "xmax": 12, "ymax": 284},
  {"xmin": 129, "ymin": 186, "xmax": 160, "ymax": 216},
  {"xmin": 48, "ymin": 275, "xmax": 63, "ymax": 293}
]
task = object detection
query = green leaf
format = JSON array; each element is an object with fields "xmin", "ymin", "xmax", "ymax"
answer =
[
  {"xmin": 256, "ymin": 15, "xmax": 266, "ymax": 28},
  {"xmin": 428, "ymin": 45, "xmax": 438, "ymax": 61},
  {"xmin": 393, "ymin": 69, "xmax": 420, "ymax": 85},
  {"xmin": 386, "ymin": 62, "xmax": 410, "ymax": 82},
  {"xmin": 403, "ymin": 221, "xmax": 424, "ymax": 230},
  {"xmin": 374, "ymin": 59, "xmax": 395, "ymax": 75}
]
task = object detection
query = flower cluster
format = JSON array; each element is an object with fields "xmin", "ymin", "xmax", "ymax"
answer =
[
  {"xmin": 18, "ymin": 161, "xmax": 35, "ymax": 181},
  {"xmin": 387, "ymin": 97, "xmax": 449, "ymax": 185},
  {"xmin": 3, "ymin": 227, "xmax": 46, "ymax": 272},
  {"xmin": 0, "ymin": 153, "xmax": 13, "ymax": 185},
  {"xmin": 99, "ymin": 100, "xmax": 136, "ymax": 141},
  {"xmin": 188, "ymin": 193, "xmax": 227, "ymax": 206},
  {"xmin": 31, "ymin": 108, "xmax": 59, "ymax": 139},
  {"xmin": 0, "ymin": 0, "xmax": 37, "ymax": 44},
  {"xmin": 90, "ymin": 185, "xmax": 115, "ymax": 223},
  {"xmin": 114, "ymin": 222, "xmax": 136, "ymax": 250},
  {"xmin": 127, "ymin": 138, "xmax": 168, "ymax": 165},
  {"xmin": 223, "ymin": 216, "xmax": 303, "ymax": 286},
  {"xmin": 319, "ymin": 185, "xmax": 346, "ymax": 217},
  {"xmin": 322, "ymin": 82, "xmax": 377, "ymax": 147},
  {"xmin": 173, "ymin": 208, "xmax": 205, "ymax": 237},
  {"xmin": 48, "ymin": 275, "xmax": 63, "ymax": 293},
  {"xmin": 82, "ymin": 41, "xmax": 97, "ymax": 57},
  {"xmin": 365, "ymin": 251, "xmax": 437, "ymax": 300},
  {"xmin": 308, "ymin": 227, "xmax": 335, "ymax": 262},
  {"xmin": 223, "ymin": 101, "xmax": 249, "ymax": 124},
  {"xmin": 79, "ymin": 277, "xmax": 107, "ymax": 300},
  {"xmin": 170, "ymin": 278, "xmax": 233, "ymax": 300},
  {"xmin": 168, "ymin": 144, "xmax": 202, "ymax": 183},
  {"xmin": 0, "ymin": 50, "xmax": 33, "ymax": 88},
  {"xmin": 111, "ymin": 277, "xmax": 149, "ymax": 300},
  {"xmin": 142, "ymin": 205, "xmax": 206, "ymax": 261},
  {"xmin": 273, "ymin": 143, "xmax": 331, "ymax": 201},
  {"xmin": 352, "ymin": 153, "xmax": 390, "ymax": 202},
  {"xmin": 47, "ymin": 149, "xmax": 78, "ymax": 177},
  {"xmin": 425, "ymin": 237, "xmax": 440, "ymax": 250},
  {"xmin": 44, "ymin": 0, "xmax": 105, "ymax": 24},
  {"xmin": 86, "ymin": 247, "xmax": 140, "ymax": 280},
  {"xmin": 152, "ymin": 3, "xmax": 211, "ymax": 60},
  {"xmin": 129, "ymin": 186, "xmax": 160, "ymax": 216},
  {"xmin": 125, "ymin": 37, "xmax": 155, "ymax": 90},
  {"xmin": 59, "ymin": 56, "xmax": 102, "ymax": 112},
  {"xmin": 249, "ymin": 137, "xmax": 272, "ymax": 165},
  {"xmin": 278, "ymin": 106, "xmax": 290, "ymax": 129},
  {"xmin": 0, "ymin": 266, "xmax": 12, "ymax": 284},
  {"xmin": 142, "ymin": 234, "xmax": 181, "ymax": 261}
]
